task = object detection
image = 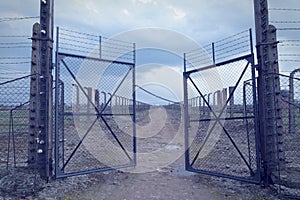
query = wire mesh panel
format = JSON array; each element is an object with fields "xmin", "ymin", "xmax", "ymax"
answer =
[
  {"xmin": 0, "ymin": 75, "xmax": 32, "ymax": 169},
  {"xmin": 265, "ymin": 72, "xmax": 300, "ymax": 197},
  {"xmin": 183, "ymin": 30, "xmax": 260, "ymax": 183},
  {"xmin": 55, "ymin": 28, "xmax": 136, "ymax": 178}
]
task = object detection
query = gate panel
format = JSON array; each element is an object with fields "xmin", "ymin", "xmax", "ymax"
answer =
[
  {"xmin": 55, "ymin": 28, "xmax": 136, "ymax": 178},
  {"xmin": 183, "ymin": 30, "xmax": 260, "ymax": 183}
]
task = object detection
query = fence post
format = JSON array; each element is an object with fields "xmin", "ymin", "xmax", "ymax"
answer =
[
  {"xmin": 31, "ymin": 0, "xmax": 54, "ymax": 180},
  {"xmin": 212, "ymin": 42, "xmax": 215, "ymax": 64},
  {"xmin": 28, "ymin": 23, "xmax": 40, "ymax": 169},
  {"xmin": 254, "ymin": 0, "xmax": 284, "ymax": 185},
  {"xmin": 289, "ymin": 69, "xmax": 300, "ymax": 135}
]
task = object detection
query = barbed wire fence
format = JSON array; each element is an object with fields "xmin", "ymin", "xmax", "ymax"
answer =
[
  {"xmin": 0, "ymin": 15, "xmax": 36, "ymax": 80},
  {"xmin": 268, "ymin": 4, "xmax": 300, "ymax": 198},
  {"xmin": 0, "ymin": 16, "xmax": 43, "ymax": 197},
  {"xmin": 0, "ymin": 35, "xmax": 31, "ymax": 83},
  {"xmin": 269, "ymin": 7, "xmax": 300, "ymax": 72},
  {"xmin": 185, "ymin": 29, "xmax": 251, "ymax": 69}
]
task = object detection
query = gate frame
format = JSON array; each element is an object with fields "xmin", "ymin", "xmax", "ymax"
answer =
[
  {"xmin": 183, "ymin": 32, "xmax": 261, "ymax": 183},
  {"xmin": 54, "ymin": 27, "xmax": 137, "ymax": 178}
]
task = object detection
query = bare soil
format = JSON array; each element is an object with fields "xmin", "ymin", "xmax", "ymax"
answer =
[
  {"xmin": 62, "ymin": 107, "xmax": 277, "ymax": 200},
  {"xmin": 0, "ymin": 107, "xmax": 279, "ymax": 200}
]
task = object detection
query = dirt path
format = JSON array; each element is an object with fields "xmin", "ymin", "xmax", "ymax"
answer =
[
  {"xmin": 63, "ymin": 107, "xmax": 276, "ymax": 200},
  {"xmin": 68, "ymin": 163, "xmax": 223, "ymax": 200},
  {"xmin": 64, "ymin": 156, "xmax": 276, "ymax": 200}
]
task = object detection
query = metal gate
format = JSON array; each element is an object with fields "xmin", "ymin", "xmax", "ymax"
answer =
[
  {"xmin": 183, "ymin": 30, "xmax": 261, "ymax": 183},
  {"xmin": 54, "ymin": 28, "xmax": 136, "ymax": 178}
]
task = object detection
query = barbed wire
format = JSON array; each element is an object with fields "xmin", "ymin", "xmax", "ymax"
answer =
[
  {"xmin": 279, "ymin": 54, "xmax": 300, "ymax": 57},
  {"xmin": 270, "ymin": 21, "xmax": 300, "ymax": 24},
  {"xmin": 0, "ymin": 46, "xmax": 31, "ymax": 49},
  {"xmin": 0, "ymin": 57, "xmax": 31, "ymax": 60},
  {"xmin": 58, "ymin": 27, "xmax": 135, "ymax": 63},
  {"xmin": 0, "ymin": 71, "xmax": 30, "ymax": 75},
  {"xmin": 279, "ymin": 43, "xmax": 300, "ymax": 47},
  {"xmin": 279, "ymin": 59, "xmax": 300, "ymax": 63},
  {"xmin": 214, "ymin": 30, "xmax": 249, "ymax": 44},
  {"xmin": 0, "ymin": 16, "xmax": 39, "ymax": 22},
  {"xmin": 59, "ymin": 32, "xmax": 99, "ymax": 42},
  {"xmin": 277, "ymin": 28, "xmax": 300, "ymax": 31},
  {"xmin": 0, "ymin": 42, "xmax": 30, "ymax": 45},
  {"xmin": 280, "ymin": 39, "xmax": 300, "ymax": 43},
  {"xmin": 269, "ymin": 8, "xmax": 300, "ymax": 11},
  {"xmin": 185, "ymin": 29, "xmax": 251, "ymax": 68},
  {"xmin": 0, "ymin": 61, "xmax": 31, "ymax": 65},
  {"xmin": 0, "ymin": 35, "xmax": 30, "ymax": 38}
]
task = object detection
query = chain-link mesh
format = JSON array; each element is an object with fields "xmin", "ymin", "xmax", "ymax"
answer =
[
  {"xmin": 0, "ymin": 75, "xmax": 33, "ymax": 169},
  {"xmin": 55, "ymin": 29, "xmax": 136, "ymax": 176},
  {"xmin": 0, "ymin": 75, "xmax": 44, "ymax": 197},
  {"xmin": 184, "ymin": 54, "xmax": 259, "ymax": 182},
  {"xmin": 266, "ymin": 72, "xmax": 300, "ymax": 196}
]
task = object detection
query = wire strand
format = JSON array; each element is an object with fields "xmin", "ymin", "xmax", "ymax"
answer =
[
  {"xmin": 269, "ymin": 8, "xmax": 300, "ymax": 11},
  {"xmin": 0, "ymin": 16, "xmax": 39, "ymax": 22}
]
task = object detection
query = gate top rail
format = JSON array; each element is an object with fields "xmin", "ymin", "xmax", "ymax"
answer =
[
  {"xmin": 185, "ymin": 29, "xmax": 253, "ymax": 70},
  {"xmin": 57, "ymin": 27, "xmax": 135, "ymax": 64}
]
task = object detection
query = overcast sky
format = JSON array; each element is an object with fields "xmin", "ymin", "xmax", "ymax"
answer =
[{"xmin": 1, "ymin": 0, "xmax": 300, "ymax": 104}]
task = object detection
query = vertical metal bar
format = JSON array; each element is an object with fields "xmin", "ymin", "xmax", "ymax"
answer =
[
  {"xmin": 60, "ymin": 80, "xmax": 65, "ymax": 168},
  {"xmin": 183, "ymin": 53, "xmax": 190, "ymax": 169},
  {"xmin": 243, "ymin": 82, "xmax": 247, "ymax": 122},
  {"xmin": 212, "ymin": 42, "xmax": 216, "ymax": 64},
  {"xmin": 132, "ymin": 43, "xmax": 137, "ymax": 165},
  {"xmin": 6, "ymin": 111, "xmax": 12, "ymax": 169},
  {"xmin": 243, "ymin": 82, "xmax": 252, "ymax": 170},
  {"xmin": 11, "ymin": 112, "xmax": 16, "ymax": 168},
  {"xmin": 249, "ymin": 28, "xmax": 261, "ymax": 181},
  {"xmin": 289, "ymin": 69, "xmax": 300, "ymax": 135},
  {"xmin": 99, "ymin": 36, "xmax": 102, "ymax": 59},
  {"xmin": 54, "ymin": 26, "xmax": 60, "ymax": 177},
  {"xmin": 289, "ymin": 73, "xmax": 295, "ymax": 136}
]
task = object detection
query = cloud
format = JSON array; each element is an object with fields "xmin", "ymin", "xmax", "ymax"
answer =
[
  {"xmin": 2, "ymin": 0, "xmax": 300, "ymax": 75},
  {"xmin": 168, "ymin": 5, "xmax": 186, "ymax": 20},
  {"xmin": 136, "ymin": 64, "xmax": 184, "ymax": 103},
  {"xmin": 138, "ymin": 0, "xmax": 153, "ymax": 4},
  {"xmin": 123, "ymin": 8, "xmax": 130, "ymax": 15},
  {"xmin": 84, "ymin": 0, "xmax": 100, "ymax": 14}
]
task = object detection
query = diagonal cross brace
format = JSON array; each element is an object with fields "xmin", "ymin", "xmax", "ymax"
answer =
[
  {"xmin": 187, "ymin": 61, "xmax": 255, "ymax": 175},
  {"xmin": 60, "ymin": 59, "xmax": 133, "ymax": 170}
]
